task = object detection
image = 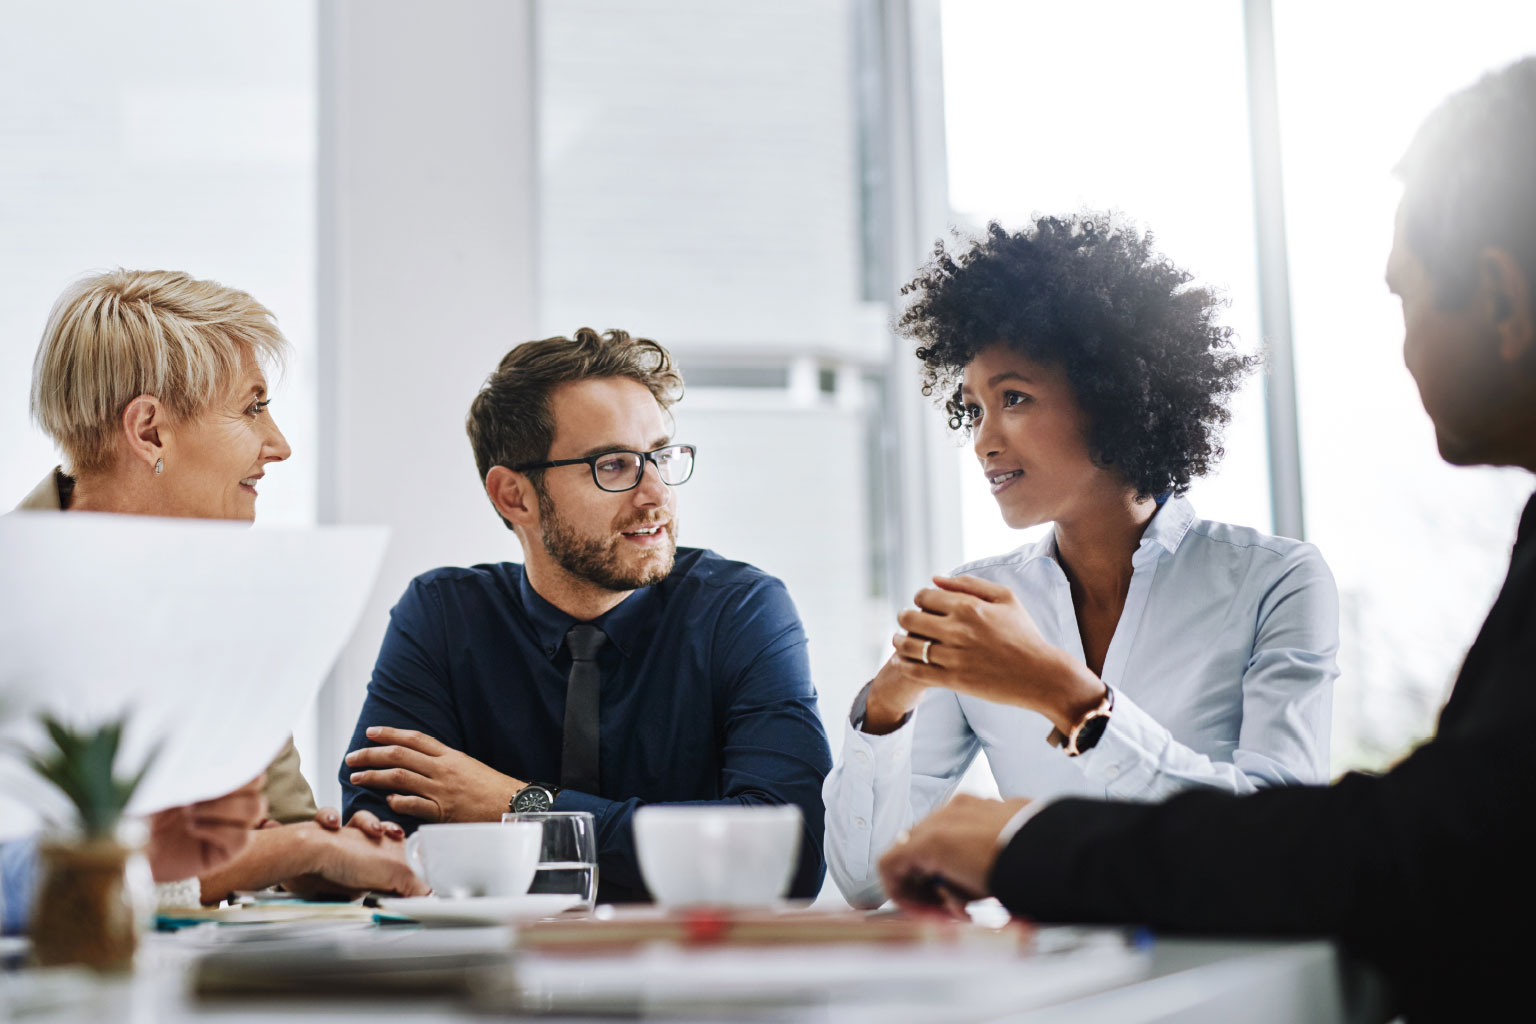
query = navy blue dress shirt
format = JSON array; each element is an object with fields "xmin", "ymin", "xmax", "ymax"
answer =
[{"xmin": 341, "ymin": 547, "xmax": 832, "ymax": 903}]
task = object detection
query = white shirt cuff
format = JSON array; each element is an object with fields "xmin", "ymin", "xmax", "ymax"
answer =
[
  {"xmin": 155, "ymin": 876, "xmax": 203, "ymax": 910},
  {"xmin": 1076, "ymin": 688, "xmax": 1163, "ymax": 796},
  {"xmin": 849, "ymin": 679, "xmax": 913, "ymax": 734},
  {"xmin": 997, "ymin": 800, "xmax": 1052, "ymax": 847}
]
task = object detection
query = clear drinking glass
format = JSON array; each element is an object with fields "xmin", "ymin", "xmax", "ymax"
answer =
[{"xmin": 500, "ymin": 810, "xmax": 598, "ymax": 910}]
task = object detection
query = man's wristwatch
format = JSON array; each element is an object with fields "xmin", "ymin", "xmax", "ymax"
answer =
[
  {"xmin": 1046, "ymin": 686, "xmax": 1114, "ymax": 757},
  {"xmin": 510, "ymin": 781, "xmax": 560, "ymax": 814}
]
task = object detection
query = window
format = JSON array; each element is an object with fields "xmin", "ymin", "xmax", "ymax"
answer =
[
  {"xmin": 1272, "ymin": 0, "xmax": 1536, "ymax": 770},
  {"xmin": 941, "ymin": 0, "xmax": 1271, "ymax": 567},
  {"xmin": 942, "ymin": 0, "xmax": 1536, "ymax": 775}
]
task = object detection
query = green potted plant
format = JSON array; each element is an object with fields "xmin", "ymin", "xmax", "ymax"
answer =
[{"xmin": 20, "ymin": 714, "xmax": 157, "ymax": 970}]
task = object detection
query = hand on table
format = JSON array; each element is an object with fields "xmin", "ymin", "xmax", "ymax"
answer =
[
  {"xmin": 877, "ymin": 794, "xmax": 1032, "ymax": 917},
  {"xmin": 302, "ymin": 805, "xmax": 407, "ymax": 841},
  {"xmin": 258, "ymin": 805, "xmax": 405, "ymax": 842},
  {"xmin": 282, "ymin": 821, "xmax": 429, "ymax": 898},
  {"xmin": 145, "ymin": 774, "xmax": 268, "ymax": 883},
  {"xmin": 890, "ymin": 575, "xmax": 1107, "ymax": 733},
  {"xmin": 345, "ymin": 726, "xmax": 522, "ymax": 823}
]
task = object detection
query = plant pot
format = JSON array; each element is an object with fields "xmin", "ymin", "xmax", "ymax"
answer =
[{"xmin": 30, "ymin": 836, "xmax": 146, "ymax": 971}]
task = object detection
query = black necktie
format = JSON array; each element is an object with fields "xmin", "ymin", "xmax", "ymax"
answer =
[{"xmin": 561, "ymin": 624, "xmax": 606, "ymax": 794}]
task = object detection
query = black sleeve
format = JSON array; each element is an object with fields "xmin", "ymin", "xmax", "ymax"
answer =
[
  {"xmin": 989, "ymin": 707, "xmax": 1533, "ymax": 1016},
  {"xmin": 340, "ymin": 577, "xmax": 464, "ymax": 829}
]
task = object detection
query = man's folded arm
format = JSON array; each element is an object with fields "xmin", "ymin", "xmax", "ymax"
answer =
[
  {"xmin": 710, "ymin": 578, "xmax": 833, "ymax": 898},
  {"xmin": 560, "ymin": 577, "xmax": 833, "ymax": 898},
  {"xmin": 555, "ymin": 719, "xmax": 830, "ymax": 897},
  {"xmin": 340, "ymin": 579, "xmax": 465, "ymax": 828},
  {"xmin": 553, "ymin": 681, "xmax": 830, "ymax": 897},
  {"xmin": 989, "ymin": 728, "xmax": 1525, "ymax": 958},
  {"xmin": 557, "ymin": 737, "xmax": 829, "ymax": 900}
]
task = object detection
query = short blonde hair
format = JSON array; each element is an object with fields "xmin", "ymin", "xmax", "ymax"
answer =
[{"xmin": 30, "ymin": 269, "xmax": 289, "ymax": 474}]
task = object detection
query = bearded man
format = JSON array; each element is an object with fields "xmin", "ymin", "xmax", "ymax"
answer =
[{"xmin": 341, "ymin": 329, "xmax": 832, "ymax": 902}]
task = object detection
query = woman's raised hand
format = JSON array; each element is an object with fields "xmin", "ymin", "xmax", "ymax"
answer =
[{"xmin": 889, "ymin": 575, "xmax": 1107, "ymax": 734}]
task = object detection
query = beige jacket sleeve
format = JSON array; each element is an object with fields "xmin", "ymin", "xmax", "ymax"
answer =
[{"xmin": 262, "ymin": 736, "xmax": 319, "ymax": 824}]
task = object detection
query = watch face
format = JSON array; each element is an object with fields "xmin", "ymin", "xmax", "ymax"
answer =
[
  {"xmin": 1076, "ymin": 714, "xmax": 1111, "ymax": 753},
  {"xmin": 514, "ymin": 787, "xmax": 553, "ymax": 813}
]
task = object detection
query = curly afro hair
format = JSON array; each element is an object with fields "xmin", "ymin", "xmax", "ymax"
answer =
[{"xmin": 899, "ymin": 213, "xmax": 1257, "ymax": 501}]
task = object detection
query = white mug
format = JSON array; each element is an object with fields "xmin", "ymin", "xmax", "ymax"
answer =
[
  {"xmin": 634, "ymin": 805, "xmax": 802, "ymax": 907},
  {"xmin": 403, "ymin": 821, "xmax": 542, "ymax": 898}
]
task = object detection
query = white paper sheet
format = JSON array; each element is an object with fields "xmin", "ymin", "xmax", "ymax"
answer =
[{"xmin": 0, "ymin": 511, "xmax": 387, "ymax": 840}]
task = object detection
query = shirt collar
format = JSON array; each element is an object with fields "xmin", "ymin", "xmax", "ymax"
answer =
[
  {"xmin": 14, "ymin": 467, "xmax": 71, "ymax": 512},
  {"xmin": 517, "ymin": 569, "xmax": 660, "ymax": 660},
  {"xmin": 1039, "ymin": 494, "xmax": 1197, "ymax": 569},
  {"xmin": 1138, "ymin": 493, "xmax": 1197, "ymax": 558}
]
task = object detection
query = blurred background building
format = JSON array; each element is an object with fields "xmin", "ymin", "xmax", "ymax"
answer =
[{"xmin": 3, "ymin": 0, "xmax": 1533, "ymax": 884}]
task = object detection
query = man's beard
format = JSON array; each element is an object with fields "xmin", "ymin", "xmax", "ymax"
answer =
[{"xmin": 538, "ymin": 487, "xmax": 677, "ymax": 591}]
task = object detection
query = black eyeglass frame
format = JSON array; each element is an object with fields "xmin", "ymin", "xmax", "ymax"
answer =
[{"xmin": 511, "ymin": 443, "xmax": 697, "ymax": 492}]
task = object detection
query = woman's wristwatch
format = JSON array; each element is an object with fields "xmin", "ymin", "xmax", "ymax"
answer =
[{"xmin": 1046, "ymin": 685, "xmax": 1115, "ymax": 757}]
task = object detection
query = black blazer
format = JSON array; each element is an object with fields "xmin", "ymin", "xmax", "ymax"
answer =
[{"xmin": 989, "ymin": 490, "xmax": 1536, "ymax": 1022}]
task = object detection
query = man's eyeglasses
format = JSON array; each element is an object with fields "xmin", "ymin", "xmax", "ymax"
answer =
[{"xmin": 512, "ymin": 443, "xmax": 697, "ymax": 493}]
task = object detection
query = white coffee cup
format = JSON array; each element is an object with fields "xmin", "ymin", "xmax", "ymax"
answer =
[
  {"xmin": 404, "ymin": 821, "xmax": 542, "ymax": 898},
  {"xmin": 634, "ymin": 805, "xmax": 802, "ymax": 907}
]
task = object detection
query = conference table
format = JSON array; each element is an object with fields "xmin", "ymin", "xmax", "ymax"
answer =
[{"xmin": 0, "ymin": 907, "xmax": 1394, "ymax": 1023}]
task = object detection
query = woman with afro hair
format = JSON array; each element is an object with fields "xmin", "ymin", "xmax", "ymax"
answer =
[{"xmin": 824, "ymin": 214, "xmax": 1339, "ymax": 908}]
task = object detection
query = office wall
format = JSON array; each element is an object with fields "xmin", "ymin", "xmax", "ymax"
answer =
[
  {"xmin": 537, "ymin": 0, "xmax": 876, "ymax": 365},
  {"xmin": 0, "ymin": 0, "xmax": 317, "ymax": 526},
  {"xmin": 311, "ymin": 0, "xmax": 540, "ymax": 806},
  {"xmin": 533, "ymin": 0, "xmax": 946, "ymax": 744}
]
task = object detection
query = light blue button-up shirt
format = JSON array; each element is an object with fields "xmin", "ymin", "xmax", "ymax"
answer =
[
  {"xmin": 824, "ymin": 496, "xmax": 1340, "ymax": 907},
  {"xmin": 1, "ymin": 836, "xmax": 39, "ymax": 935}
]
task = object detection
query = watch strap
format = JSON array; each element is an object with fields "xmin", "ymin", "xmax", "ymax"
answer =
[{"xmin": 1046, "ymin": 686, "xmax": 1114, "ymax": 757}]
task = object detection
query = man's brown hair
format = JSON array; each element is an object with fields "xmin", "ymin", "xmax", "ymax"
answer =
[{"xmin": 467, "ymin": 328, "xmax": 684, "ymax": 525}]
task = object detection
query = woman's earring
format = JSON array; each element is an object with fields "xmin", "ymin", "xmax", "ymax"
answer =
[{"xmin": 154, "ymin": 458, "xmax": 164, "ymax": 475}]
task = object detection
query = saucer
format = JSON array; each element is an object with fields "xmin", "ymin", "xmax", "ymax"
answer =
[{"xmin": 377, "ymin": 893, "xmax": 583, "ymax": 925}]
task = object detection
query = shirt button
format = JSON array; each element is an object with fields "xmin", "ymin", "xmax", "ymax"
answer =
[
  {"xmin": 1104, "ymin": 764, "xmax": 1122, "ymax": 780},
  {"xmin": 854, "ymin": 817, "xmax": 869, "ymax": 830},
  {"xmin": 854, "ymin": 750, "xmax": 870, "ymax": 765}
]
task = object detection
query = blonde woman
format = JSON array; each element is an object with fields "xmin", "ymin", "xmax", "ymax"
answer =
[{"xmin": 18, "ymin": 269, "xmax": 426, "ymax": 903}]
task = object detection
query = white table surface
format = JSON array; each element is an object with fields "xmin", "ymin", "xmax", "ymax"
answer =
[{"xmin": 0, "ymin": 925, "xmax": 1394, "ymax": 1023}]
